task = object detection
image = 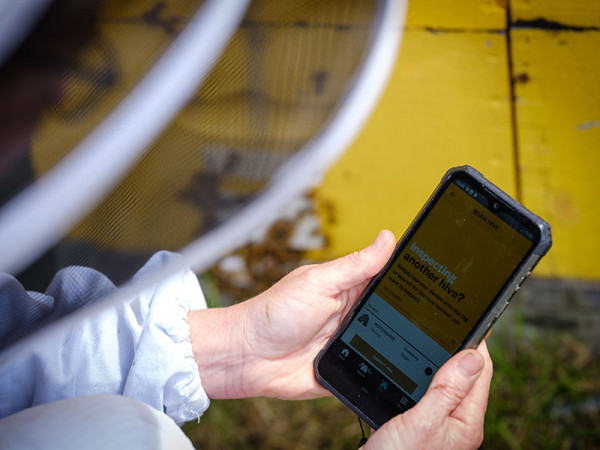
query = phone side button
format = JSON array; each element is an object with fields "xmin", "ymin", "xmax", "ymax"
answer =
[{"xmin": 518, "ymin": 271, "xmax": 532, "ymax": 286}]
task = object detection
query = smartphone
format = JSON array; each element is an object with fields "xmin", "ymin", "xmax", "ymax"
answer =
[{"xmin": 314, "ymin": 165, "xmax": 552, "ymax": 429}]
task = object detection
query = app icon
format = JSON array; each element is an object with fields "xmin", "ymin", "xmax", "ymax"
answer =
[
  {"xmin": 357, "ymin": 314, "xmax": 369, "ymax": 327},
  {"xmin": 358, "ymin": 362, "xmax": 372, "ymax": 375}
]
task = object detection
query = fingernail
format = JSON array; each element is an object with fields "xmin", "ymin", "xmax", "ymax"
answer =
[
  {"xmin": 372, "ymin": 230, "xmax": 388, "ymax": 250},
  {"xmin": 459, "ymin": 352, "xmax": 483, "ymax": 377}
]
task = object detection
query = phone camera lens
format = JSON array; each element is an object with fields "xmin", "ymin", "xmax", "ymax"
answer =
[{"xmin": 492, "ymin": 202, "xmax": 500, "ymax": 210}]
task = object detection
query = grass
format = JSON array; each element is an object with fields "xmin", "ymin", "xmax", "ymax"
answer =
[
  {"xmin": 483, "ymin": 310, "xmax": 600, "ymax": 449},
  {"xmin": 183, "ymin": 297, "xmax": 600, "ymax": 449},
  {"xmin": 183, "ymin": 397, "xmax": 363, "ymax": 449}
]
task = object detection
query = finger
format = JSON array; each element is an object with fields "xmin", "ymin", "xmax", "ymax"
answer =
[
  {"xmin": 414, "ymin": 349, "xmax": 484, "ymax": 423},
  {"xmin": 450, "ymin": 341, "xmax": 493, "ymax": 426},
  {"xmin": 316, "ymin": 230, "xmax": 396, "ymax": 294}
]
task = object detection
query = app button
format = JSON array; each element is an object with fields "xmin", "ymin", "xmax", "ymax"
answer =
[
  {"xmin": 357, "ymin": 314, "xmax": 369, "ymax": 327},
  {"xmin": 358, "ymin": 362, "xmax": 372, "ymax": 376}
]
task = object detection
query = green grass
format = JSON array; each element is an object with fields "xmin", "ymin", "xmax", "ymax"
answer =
[
  {"xmin": 483, "ymin": 311, "xmax": 600, "ymax": 449},
  {"xmin": 183, "ymin": 397, "xmax": 363, "ymax": 449},
  {"xmin": 183, "ymin": 305, "xmax": 600, "ymax": 449}
]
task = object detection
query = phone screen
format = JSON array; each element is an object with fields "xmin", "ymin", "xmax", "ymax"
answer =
[{"xmin": 318, "ymin": 174, "xmax": 539, "ymax": 424}]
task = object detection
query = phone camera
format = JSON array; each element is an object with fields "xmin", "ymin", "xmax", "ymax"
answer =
[{"xmin": 492, "ymin": 202, "xmax": 500, "ymax": 210}]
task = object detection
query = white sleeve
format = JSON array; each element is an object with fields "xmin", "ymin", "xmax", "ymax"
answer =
[{"xmin": 0, "ymin": 251, "xmax": 210, "ymax": 425}]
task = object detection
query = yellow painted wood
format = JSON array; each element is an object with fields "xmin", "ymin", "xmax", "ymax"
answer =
[
  {"xmin": 316, "ymin": 0, "xmax": 600, "ymax": 282},
  {"xmin": 512, "ymin": 0, "xmax": 600, "ymax": 27},
  {"xmin": 405, "ymin": 0, "xmax": 506, "ymax": 29},
  {"xmin": 512, "ymin": 29, "xmax": 600, "ymax": 280},
  {"xmin": 314, "ymin": 28, "xmax": 514, "ymax": 260}
]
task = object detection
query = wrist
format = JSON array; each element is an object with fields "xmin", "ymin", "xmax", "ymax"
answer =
[{"xmin": 188, "ymin": 302, "xmax": 259, "ymax": 399}]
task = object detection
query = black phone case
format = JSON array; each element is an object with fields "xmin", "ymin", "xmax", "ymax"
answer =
[{"xmin": 314, "ymin": 165, "xmax": 552, "ymax": 430}]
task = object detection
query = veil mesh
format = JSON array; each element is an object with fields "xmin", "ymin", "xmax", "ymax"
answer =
[{"xmin": 0, "ymin": 0, "xmax": 405, "ymax": 352}]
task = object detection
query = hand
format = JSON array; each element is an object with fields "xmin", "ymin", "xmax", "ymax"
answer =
[
  {"xmin": 364, "ymin": 341, "xmax": 493, "ymax": 450},
  {"xmin": 188, "ymin": 230, "xmax": 396, "ymax": 400}
]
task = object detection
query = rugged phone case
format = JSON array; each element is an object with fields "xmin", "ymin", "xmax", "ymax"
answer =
[{"xmin": 314, "ymin": 165, "xmax": 552, "ymax": 429}]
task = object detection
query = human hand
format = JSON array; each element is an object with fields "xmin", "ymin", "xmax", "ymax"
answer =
[
  {"xmin": 364, "ymin": 341, "xmax": 493, "ymax": 450},
  {"xmin": 189, "ymin": 230, "xmax": 396, "ymax": 400},
  {"xmin": 238, "ymin": 229, "xmax": 397, "ymax": 400}
]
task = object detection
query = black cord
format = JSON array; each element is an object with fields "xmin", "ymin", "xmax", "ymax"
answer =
[{"xmin": 357, "ymin": 415, "xmax": 368, "ymax": 448}]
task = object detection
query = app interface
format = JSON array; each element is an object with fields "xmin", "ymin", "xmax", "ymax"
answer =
[{"xmin": 337, "ymin": 180, "xmax": 534, "ymax": 404}]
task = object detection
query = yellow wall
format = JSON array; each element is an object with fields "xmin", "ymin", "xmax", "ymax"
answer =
[{"xmin": 315, "ymin": 0, "xmax": 600, "ymax": 281}]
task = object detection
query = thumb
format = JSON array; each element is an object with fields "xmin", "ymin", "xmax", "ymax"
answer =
[
  {"xmin": 321, "ymin": 230, "xmax": 396, "ymax": 292},
  {"xmin": 412, "ymin": 350, "xmax": 484, "ymax": 421}
]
